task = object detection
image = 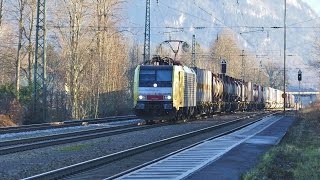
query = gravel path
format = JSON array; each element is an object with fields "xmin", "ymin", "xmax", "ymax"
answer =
[{"xmin": 0, "ymin": 112, "xmax": 260, "ymax": 179}]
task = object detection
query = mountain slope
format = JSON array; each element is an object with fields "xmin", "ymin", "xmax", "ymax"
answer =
[{"xmin": 125, "ymin": 0, "xmax": 319, "ymax": 89}]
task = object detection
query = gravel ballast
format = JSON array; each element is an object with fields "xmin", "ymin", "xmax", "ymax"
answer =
[{"xmin": 0, "ymin": 119, "xmax": 144, "ymax": 142}]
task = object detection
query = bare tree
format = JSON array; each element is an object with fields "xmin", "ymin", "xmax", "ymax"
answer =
[
  {"xmin": 1, "ymin": 0, "xmax": 131, "ymax": 122},
  {"xmin": 209, "ymin": 29, "xmax": 272, "ymax": 86},
  {"xmin": 194, "ymin": 43, "xmax": 214, "ymax": 71},
  {"xmin": 15, "ymin": 0, "xmax": 27, "ymax": 100},
  {"xmin": 0, "ymin": 22, "xmax": 16, "ymax": 85},
  {"xmin": 0, "ymin": 46, "xmax": 16, "ymax": 85},
  {"xmin": 172, "ymin": 42, "xmax": 208, "ymax": 70},
  {"xmin": 22, "ymin": 0, "xmax": 36, "ymax": 85},
  {"xmin": 0, "ymin": 0, "xmax": 3, "ymax": 27},
  {"xmin": 210, "ymin": 29, "xmax": 246, "ymax": 78},
  {"xmin": 91, "ymin": 0, "xmax": 129, "ymax": 117},
  {"xmin": 0, "ymin": 0, "xmax": 36, "ymax": 88},
  {"xmin": 59, "ymin": 0, "xmax": 88, "ymax": 119},
  {"xmin": 52, "ymin": 0, "xmax": 129, "ymax": 118},
  {"xmin": 262, "ymin": 59, "xmax": 284, "ymax": 89}
]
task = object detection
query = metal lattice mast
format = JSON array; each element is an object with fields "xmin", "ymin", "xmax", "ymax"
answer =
[
  {"xmin": 240, "ymin": 50, "xmax": 246, "ymax": 82},
  {"xmin": 258, "ymin": 60, "xmax": 262, "ymax": 84},
  {"xmin": 192, "ymin": 35, "xmax": 196, "ymax": 67},
  {"xmin": 144, "ymin": 0, "xmax": 150, "ymax": 62},
  {"xmin": 33, "ymin": 0, "xmax": 47, "ymax": 122}
]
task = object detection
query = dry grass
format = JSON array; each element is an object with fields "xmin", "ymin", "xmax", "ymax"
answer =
[
  {"xmin": 57, "ymin": 144, "xmax": 89, "ymax": 152},
  {"xmin": 243, "ymin": 103, "xmax": 320, "ymax": 180},
  {"xmin": 301, "ymin": 102, "xmax": 320, "ymax": 114},
  {"xmin": 0, "ymin": 114, "xmax": 17, "ymax": 127}
]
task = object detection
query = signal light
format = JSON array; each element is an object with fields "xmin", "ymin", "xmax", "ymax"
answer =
[{"xmin": 298, "ymin": 70, "xmax": 302, "ymax": 81}]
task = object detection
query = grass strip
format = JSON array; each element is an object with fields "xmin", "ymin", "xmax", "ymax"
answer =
[{"xmin": 243, "ymin": 104, "xmax": 320, "ymax": 180}]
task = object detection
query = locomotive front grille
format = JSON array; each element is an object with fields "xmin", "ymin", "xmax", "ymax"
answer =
[{"xmin": 136, "ymin": 101, "xmax": 173, "ymax": 110}]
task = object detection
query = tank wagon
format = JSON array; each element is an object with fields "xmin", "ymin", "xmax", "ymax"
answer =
[{"xmin": 133, "ymin": 56, "xmax": 294, "ymax": 120}]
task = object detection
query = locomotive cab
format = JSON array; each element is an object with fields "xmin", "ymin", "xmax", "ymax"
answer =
[
  {"xmin": 133, "ymin": 56, "xmax": 196, "ymax": 120},
  {"xmin": 134, "ymin": 65, "xmax": 174, "ymax": 116}
]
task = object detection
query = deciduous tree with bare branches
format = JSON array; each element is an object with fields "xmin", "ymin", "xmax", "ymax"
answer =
[
  {"xmin": 262, "ymin": 58, "xmax": 284, "ymax": 89},
  {"xmin": 0, "ymin": 0, "xmax": 4, "ymax": 27}
]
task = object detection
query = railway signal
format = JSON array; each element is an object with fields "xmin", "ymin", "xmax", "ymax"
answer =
[
  {"xmin": 298, "ymin": 69, "xmax": 302, "ymax": 81},
  {"xmin": 221, "ymin": 59, "xmax": 227, "ymax": 74},
  {"xmin": 298, "ymin": 69, "xmax": 302, "ymax": 109}
]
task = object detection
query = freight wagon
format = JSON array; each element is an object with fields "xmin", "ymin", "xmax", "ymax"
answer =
[{"xmin": 133, "ymin": 56, "xmax": 294, "ymax": 120}]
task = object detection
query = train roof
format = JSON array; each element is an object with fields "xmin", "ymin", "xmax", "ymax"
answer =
[{"xmin": 139, "ymin": 65, "xmax": 173, "ymax": 70}]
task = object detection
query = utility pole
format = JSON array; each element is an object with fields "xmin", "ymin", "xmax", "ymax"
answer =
[
  {"xmin": 144, "ymin": 0, "xmax": 150, "ymax": 63},
  {"xmin": 283, "ymin": 0, "xmax": 287, "ymax": 114},
  {"xmin": 192, "ymin": 35, "xmax": 196, "ymax": 67},
  {"xmin": 33, "ymin": 0, "xmax": 47, "ymax": 122},
  {"xmin": 258, "ymin": 60, "xmax": 262, "ymax": 84},
  {"xmin": 240, "ymin": 50, "xmax": 246, "ymax": 82}
]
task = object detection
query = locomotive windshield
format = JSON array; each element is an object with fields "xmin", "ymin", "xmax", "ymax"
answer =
[{"xmin": 139, "ymin": 67, "xmax": 172, "ymax": 87}]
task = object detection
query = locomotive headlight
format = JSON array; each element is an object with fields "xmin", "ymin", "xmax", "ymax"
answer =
[
  {"xmin": 138, "ymin": 95, "xmax": 146, "ymax": 100},
  {"xmin": 153, "ymin": 83, "xmax": 158, "ymax": 87},
  {"xmin": 164, "ymin": 95, "xmax": 172, "ymax": 100}
]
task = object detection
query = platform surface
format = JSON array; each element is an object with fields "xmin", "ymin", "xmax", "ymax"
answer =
[
  {"xmin": 186, "ymin": 115, "xmax": 294, "ymax": 180},
  {"xmin": 118, "ymin": 115, "xmax": 295, "ymax": 180}
]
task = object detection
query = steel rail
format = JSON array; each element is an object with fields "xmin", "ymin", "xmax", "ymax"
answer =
[
  {"xmin": 24, "ymin": 112, "xmax": 277, "ymax": 180},
  {"xmin": 0, "ymin": 124, "xmax": 137, "ymax": 148},
  {"xmin": 0, "ymin": 123, "xmax": 167, "ymax": 155},
  {"xmin": 0, "ymin": 115, "xmax": 137, "ymax": 134}
]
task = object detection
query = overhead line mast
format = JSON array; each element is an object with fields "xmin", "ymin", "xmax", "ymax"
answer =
[
  {"xmin": 33, "ymin": 0, "xmax": 47, "ymax": 122},
  {"xmin": 144, "ymin": 0, "xmax": 151, "ymax": 63},
  {"xmin": 192, "ymin": 35, "xmax": 196, "ymax": 67}
]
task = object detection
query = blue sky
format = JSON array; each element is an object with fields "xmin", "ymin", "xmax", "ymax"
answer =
[{"xmin": 302, "ymin": 0, "xmax": 320, "ymax": 14}]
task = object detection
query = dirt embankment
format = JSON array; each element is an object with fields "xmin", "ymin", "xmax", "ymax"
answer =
[
  {"xmin": 0, "ymin": 114, "xmax": 16, "ymax": 127},
  {"xmin": 0, "ymin": 98, "xmax": 25, "ymax": 127}
]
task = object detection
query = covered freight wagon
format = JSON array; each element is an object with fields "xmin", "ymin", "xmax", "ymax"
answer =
[{"xmin": 193, "ymin": 68, "xmax": 212, "ymax": 114}]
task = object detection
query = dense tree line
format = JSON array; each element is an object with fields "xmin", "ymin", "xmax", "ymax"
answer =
[
  {"xmin": 0, "ymin": 0, "xmax": 136, "ymax": 124},
  {"xmin": 209, "ymin": 29, "xmax": 278, "ymax": 88}
]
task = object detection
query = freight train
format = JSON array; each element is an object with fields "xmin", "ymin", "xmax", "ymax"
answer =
[{"xmin": 133, "ymin": 56, "xmax": 295, "ymax": 120}]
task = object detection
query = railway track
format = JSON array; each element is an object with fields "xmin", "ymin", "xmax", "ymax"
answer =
[
  {"xmin": 24, "ymin": 112, "xmax": 277, "ymax": 180},
  {"xmin": 0, "ymin": 115, "xmax": 138, "ymax": 135},
  {"xmin": 0, "ymin": 122, "xmax": 169, "ymax": 155}
]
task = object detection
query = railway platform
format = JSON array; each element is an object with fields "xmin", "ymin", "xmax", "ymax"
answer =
[
  {"xmin": 186, "ymin": 115, "xmax": 294, "ymax": 180},
  {"xmin": 118, "ymin": 115, "xmax": 295, "ymax": 180}
]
